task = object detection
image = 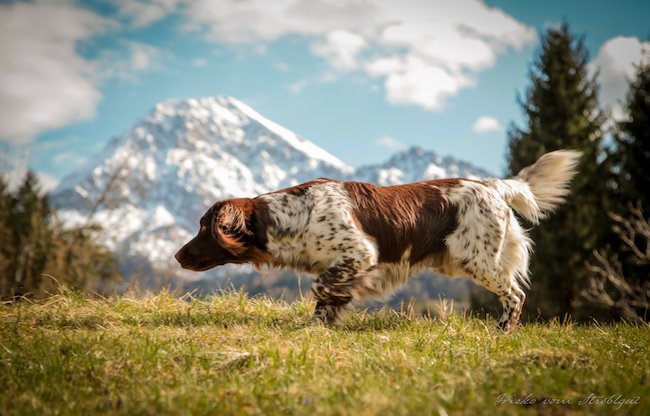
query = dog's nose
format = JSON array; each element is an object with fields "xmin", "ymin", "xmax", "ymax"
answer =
[{"xmin": 175, "ymin": 249, "xmax": 194, "ymax": 268}]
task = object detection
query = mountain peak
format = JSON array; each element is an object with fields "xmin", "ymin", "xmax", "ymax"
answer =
[
  {"xmin": 357, "ymin": 145, "xmax": 492, "ymax": 186},
  {"xmin": 139, "ymin": 95, "xmax": 351, "ymax": 172}
]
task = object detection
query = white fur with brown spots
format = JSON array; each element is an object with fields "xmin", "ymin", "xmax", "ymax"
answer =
[{"xmin": 175, "ymin": 150, "xmax": 582, "ymax": 332}]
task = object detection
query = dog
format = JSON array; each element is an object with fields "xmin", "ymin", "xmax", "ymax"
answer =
[{"xmin": 175, "ymin": 150, "xmax": 581, "ymax": 331}]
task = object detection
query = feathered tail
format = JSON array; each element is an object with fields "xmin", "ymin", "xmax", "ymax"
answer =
[{"xmin": 488, "ymin": 150, "xmax": 582, "ymax": 224}]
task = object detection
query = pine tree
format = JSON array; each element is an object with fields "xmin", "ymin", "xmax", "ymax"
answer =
[
  {"xmin": 607, "ymin": 58, "xmax": 650, "ymax": 286},
  {"xmin": 0, "ymin": 172, "xmax": 121, "ymax": 299},
  {"xmin": 506, "ymin": 24, "xmax": 608, "ymax": 319},
  {"xmin": 612, "ymin": 59, "xmax": 650, "ymax": 212},
  {"xmin": 0, "ymin": 176, "xmax": 14, "ymax": 296},
  {"xmin": 10, "ymin": 172, "xmax": 53, "ymax": 296}
]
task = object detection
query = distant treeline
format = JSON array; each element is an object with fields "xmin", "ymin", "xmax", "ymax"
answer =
[{"xmin": 0, "ymin": 172, "xmax": 121, "ymax": 299}]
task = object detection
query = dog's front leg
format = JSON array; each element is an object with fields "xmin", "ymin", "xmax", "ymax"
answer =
[
  {"xmin": 309, "ymin": 257, "xmax": 368, "ymax": 325},
  {"xmin": 310, "ymin": 300, "xmax": 351, "ymax": 325}
]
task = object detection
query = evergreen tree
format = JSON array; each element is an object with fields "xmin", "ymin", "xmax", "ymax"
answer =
[
  {"xmin": 612, "ymin": 59, "xmax": 650, "ymax": 212},
  {"xmin": 0, "ymin": 172, "xmax": 121, "ymax": 298},
  {"xmin": 608, "ymin": 58, "xmax": 650, "ymax": 286},
  {"xmin": 0, "ymin": 176, "xmax": 14, "ymax": 295},
  {"xmin": 10, "ymin": 172, "xmax": 53, "ymax": 296},
  {"xmin": 506, "ymin": 24, "xmax": 608, "ymax": 319}
]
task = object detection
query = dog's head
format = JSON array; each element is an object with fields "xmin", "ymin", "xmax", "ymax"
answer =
[{"xmin": 175, "ymin": 198, "xmax": 269, "ymax": 271}]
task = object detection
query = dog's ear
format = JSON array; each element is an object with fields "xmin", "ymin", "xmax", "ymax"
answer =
[{"xmin": 212, "ymin": 200, "xmax": 254, "ymax": 256}]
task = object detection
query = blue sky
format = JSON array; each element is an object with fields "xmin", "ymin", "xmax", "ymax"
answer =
[{"xmin": 1, "ymin": 0, "xmax": 648, "ymax": 190}]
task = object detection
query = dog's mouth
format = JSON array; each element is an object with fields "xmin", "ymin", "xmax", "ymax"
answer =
[{"xmin": 177, "ymin": 259, "xmax": 218, "ymax": 272}]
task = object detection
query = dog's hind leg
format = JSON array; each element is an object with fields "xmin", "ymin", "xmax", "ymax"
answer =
[
  {"xmin": 510, "ymin": 287, "xmax": 526, "ymax": 330},
  {"xmin": 455, "ymin": 206, "xmax": 530, "ymax": 332},
  {"xmin": 494, "ymin": 213, "xmax": 530, "ymax": 332},
  {"xmin": 495, "ymin": 286, "xmax": 524, "ymax": 332},
  {"xmin": 459, "ymin": 239, "xmax": 527, "ymax": 332},
  {"xmin": 469, "ymin": 273, "xmax": 524, "ymax": 332}
]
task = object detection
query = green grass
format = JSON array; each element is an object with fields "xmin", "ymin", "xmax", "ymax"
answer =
[{"xmin": 1, "ymin": 290, "xmax": 648, "ymax": 415}]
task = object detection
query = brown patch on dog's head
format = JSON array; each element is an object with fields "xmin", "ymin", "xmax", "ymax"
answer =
[
  {"xmin": 213, "ymin": 199, "xmax": 254, "ymax": 256},
  {"xmin": 175, "ymin": 198, "xmax": 271, "ymax": 271}
]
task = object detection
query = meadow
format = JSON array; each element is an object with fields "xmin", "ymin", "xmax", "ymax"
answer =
[{"xmin": 1, "ymin": 290, "xmax": 647, "ymax": 415}]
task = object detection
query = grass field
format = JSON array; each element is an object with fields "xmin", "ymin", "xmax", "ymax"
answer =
[{"xmin": 1, "ymin": 290, "xmax": 648, "ymax": 415}]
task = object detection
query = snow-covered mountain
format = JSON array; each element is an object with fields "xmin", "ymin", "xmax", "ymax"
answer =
[
  {"xmin": 52, "ymin": 96, "xmax": 491, "ymax": 281},
  {"xmin": 356, "ymin": 146, "xmax": 491, "ymax": 186}
]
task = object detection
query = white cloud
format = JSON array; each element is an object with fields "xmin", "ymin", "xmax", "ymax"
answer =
[
  {"xmin": 312, "ymin": 30, "xmax": 367, "ymax": 70},
  {"xmin": 36, "ymin": 135, "xmax": 91, "ymax": 173},
  {"xmin": 273, "ymin": 61, "xmax": 290, "ymax": 71},
  {"xmin": 8, "ymin": 171, "xmax": 59, "ymax": 193},
  {"xmin": 320, "ymin": 71, "xmax": 339, "ymax": 82},
  {"xmin": 288, "ymin": 79, "xmax": 307, "ymax": 94},
  {"xmin": 52, "ymin": 151, "xmax": 88, "ymax": 168},
  {"xmin": 0, "ymin": 0, "xmax": 112, "ymax": 144},
  {"xmin": 184, "ymin": 0, "xmax": 379, "ymax": 43},
  {"xmin": 472, "ymin": 116, "xmax": 502, "ymax": 134},
  {"xmin": 131, "ymin": 42, "xmax": 159, "ymax": 70},
  {"xmin": 590, "ymin": 36, "xmax": 650, "ymax": 120},
  {"xmin": 365, "ymin": 57, "xmax": 405, "ymax": 77},
  {"xmin": 36, "ymin": 172, "xmax": 60, "ymax": 192},
  {"xmin": 0, "ymin": 1, "xmax": 165, "ymax": 144},
  {"xmin": 192, "ymin": 58, "xmax": 207, "ymax": 67},
  {"xmin": 3, "ymin": 171, "xmax": 60, "ymax": 194},
  {"xmin": 116, "ymin": 0, "xmax": 182, "ymax": 28},
  {"xmin": 375, "ymin": 135, "xmax": 406, "ymax": 150},
  {"xmin": 98, "ymin": 41, "xmax": 163, "ymax": 80},
  {"xmin": 253, "ymin": 44, "xmax": 268, "ymax": 55},
  {"xmin": 0, "ymin": 151, "xmax": 61, "ymax": 193},
  {"xmin": 379, "ymin": 56, "xmax": 474, "ymax": 110},
  {"xmin": 183, "ymin": 0, "xmax": 536, "ymax": 111}
]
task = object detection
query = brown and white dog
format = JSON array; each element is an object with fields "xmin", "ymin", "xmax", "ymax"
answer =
[{"xmin": 175, "ymin": 150, "xmax": 581, "ymax": 331}]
